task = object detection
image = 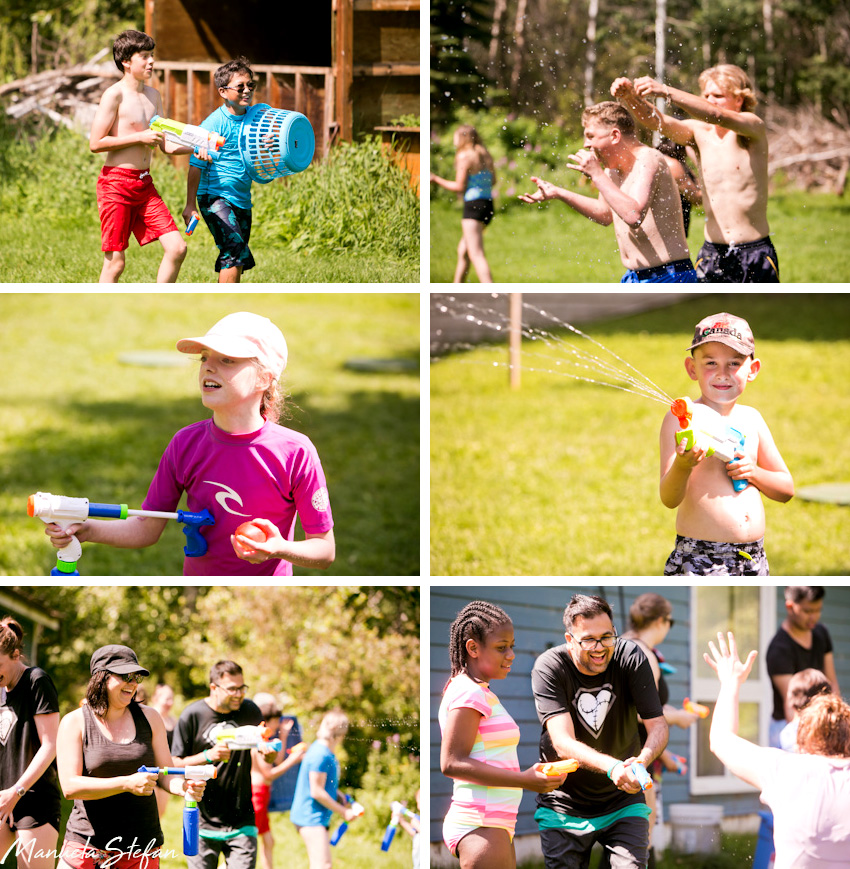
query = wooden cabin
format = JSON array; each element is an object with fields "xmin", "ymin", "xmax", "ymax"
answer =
[{"xmin": 144, "ymin": 0, "xmax": 419, "ymax": 167}]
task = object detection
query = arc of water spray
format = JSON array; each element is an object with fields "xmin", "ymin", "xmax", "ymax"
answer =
[{"xmin": 432, "ymin": 295, "xmax": 675, "ymax": 407}]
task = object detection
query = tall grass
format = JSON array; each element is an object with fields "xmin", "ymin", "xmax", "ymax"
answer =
[
  {"xmin": 0, "ymin": 115, "xmax": 419, "ymax": 281},
  {"xmin": 253, "ymin": 136, "xmax": 420, "ymax": 259}
]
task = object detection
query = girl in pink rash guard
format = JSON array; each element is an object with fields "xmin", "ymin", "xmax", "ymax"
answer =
[{"xmin": 44, "ymin": 312, "xmax": 335, "ymax": 576}]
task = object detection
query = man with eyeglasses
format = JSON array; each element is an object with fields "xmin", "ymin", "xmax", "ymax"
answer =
[
  {"xmin": 172, "ymin": 661, "xmax": 274, "ymax": 869},
  {"xmin": 531, "ymin": 594, "xmax": 668, "ymax": 868}
]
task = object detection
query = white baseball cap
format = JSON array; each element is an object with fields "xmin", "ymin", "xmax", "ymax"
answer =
[{"xmin": 177, "ymin": 312, "xmax": 288, "ymax": 378}]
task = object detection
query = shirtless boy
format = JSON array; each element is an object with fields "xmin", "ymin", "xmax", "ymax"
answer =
[
  {"xmin": 660, "ymin": 313, "xmax": 794, "ymax": 576},
  {"xmin": 90, "ymin": 30, "xmax": 204, "ymax": 283},
  {"xmin": 612, "ymin": 66, "xmax": 778, "ymax": 282},
  {"xmin": 519, "ymin": 102, "xmax": 696, "ymax": 282}
]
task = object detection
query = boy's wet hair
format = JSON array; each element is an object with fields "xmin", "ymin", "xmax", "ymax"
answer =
[
  {"xmin": 699, "ymin": 64, "xmax": 757, "ymax": 112},
  {"xmin": 113, "ymin": 30, "xmax": 155, "ymax": 73},
  {"xmin": 215, "ymin": 57, "xmax": 254, "ymax": 91},
  {"xmin": 582, "ymin": 102, "xmax": 636, "ymax": 137}
]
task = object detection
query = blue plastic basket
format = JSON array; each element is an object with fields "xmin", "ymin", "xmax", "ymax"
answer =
[{"xmin": 239, "ymin": 104, "xmax": 315, "ymax": 184}]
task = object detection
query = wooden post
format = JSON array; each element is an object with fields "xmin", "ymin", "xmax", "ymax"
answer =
[
  {"xmin": 509, "ymin": 293, "xmax": 522, "ymax": 390},
  {"xmin": 334, "ymin": 0, "xmax": 354, "ymax": 141}
]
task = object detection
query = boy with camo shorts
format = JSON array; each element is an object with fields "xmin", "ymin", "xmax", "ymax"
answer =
[{"xmin": 658, "ymin": 313, "xmax": 794, "ymax": 575}]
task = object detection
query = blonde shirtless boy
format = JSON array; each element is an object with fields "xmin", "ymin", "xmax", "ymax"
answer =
[
  {"xmin": 519, "ymin": 102, "xmax": 697, "ymax": 282},
  {"xmin": 90, "ymin": 30, "xmax": 204, "ymax": 283},
  {"xmin": 660, "ymin": 313, "xmax": 794, "ymax": 576},
  {"xmin": 612, "ymin": 66, "xmax": 779, "ymax": 282}
]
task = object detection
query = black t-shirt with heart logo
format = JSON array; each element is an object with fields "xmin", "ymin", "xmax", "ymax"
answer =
[
  {"xmin": 532, "ymin": 639, "xmax": 663, "ymax": 816},
  {"xmin": 0, "ymin": 666, "xmax": 62, "ymax": 826}
]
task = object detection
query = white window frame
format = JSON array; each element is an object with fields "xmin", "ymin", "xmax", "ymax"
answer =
[{"xmin": 688, "ymin": 585, "xmax": 775, "ymax": 796}]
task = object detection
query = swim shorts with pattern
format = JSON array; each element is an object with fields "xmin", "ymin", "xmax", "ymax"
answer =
[{"xmin": 664, "ymin": 535, "xmax": 769, "ymax": 576}]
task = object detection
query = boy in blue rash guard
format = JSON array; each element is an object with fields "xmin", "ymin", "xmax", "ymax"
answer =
[{"xmin": 183, "ymin": 57, "xmax": 258, "ymax": 282}]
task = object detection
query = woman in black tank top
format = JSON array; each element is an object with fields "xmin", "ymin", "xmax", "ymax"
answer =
[{"xmin": 55, "ymin": 645, "xmax": 207, "ymax": 868}]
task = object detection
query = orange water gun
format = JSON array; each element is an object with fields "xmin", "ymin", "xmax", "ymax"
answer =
[
  {"xmin": 536, "ymin": 758, "xmax": 580, "ymax": 776},
  {"xmin": 684, "ymin": 697, "xmax": 710, "ymax": 718}
]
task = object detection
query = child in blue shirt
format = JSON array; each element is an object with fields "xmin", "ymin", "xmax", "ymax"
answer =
[{"xmin": 183, "ymin": 57, "xmax": 258, "ymax": 282}]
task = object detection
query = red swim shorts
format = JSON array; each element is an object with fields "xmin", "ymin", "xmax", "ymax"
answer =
[
  {"xmin": 251, "ymin": 784, "xmax": 271, "ymax": 835},
  {"xmin": 97, "ymin": 166, "xmax": 178, "ymax": 252},
  {"xmin": 60, "ymin": 839, "xmax": 161, "ymax": 869}
]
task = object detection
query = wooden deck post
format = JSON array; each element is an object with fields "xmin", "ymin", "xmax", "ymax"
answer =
[{"xmin": 334, "ymin": 0, "xmax": 354, "ymax": 141}]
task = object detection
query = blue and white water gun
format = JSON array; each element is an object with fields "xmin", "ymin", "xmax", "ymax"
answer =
[{"xmin": 670, "ymin": 397, "xmax": 748, "ymax": 492}]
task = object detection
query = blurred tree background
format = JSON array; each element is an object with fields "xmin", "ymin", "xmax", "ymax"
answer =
[
  {"xmin": 431, "ymin": 0, "xmax": 850, "ymax": 130},
  {"xmin": 8, "ymin": 585, "xmax": 419, "ymax": 795},
  {"xmin": 0, "ymin": 0, "xmax": 143, "ymax": 81}
]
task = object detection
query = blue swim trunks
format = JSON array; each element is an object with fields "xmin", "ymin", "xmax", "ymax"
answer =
[{"xmin": 621, "ymin": 258, "xmax": 697, "ymax": 283}]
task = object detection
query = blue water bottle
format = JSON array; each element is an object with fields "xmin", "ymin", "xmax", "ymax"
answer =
[
  {"xmin": 329, "ymin": 820, "xmax": 348, "ymax": 847},
  {"xmin": 183, "ymin": 798, "xmax": 200, "ymax": 856}
]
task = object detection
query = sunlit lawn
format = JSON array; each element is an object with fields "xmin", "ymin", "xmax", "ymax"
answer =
[
  {"xmin": 430, "ymin": 189, "xmax": 850, "ymax": 282},
  {"xmin": 431, "ymin": 293, "xmax": 850, "ymax": 576}
]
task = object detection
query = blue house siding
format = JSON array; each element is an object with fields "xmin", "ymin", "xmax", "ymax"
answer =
[{"xmin": 430, "ymin": 585, "xmax": 850, "ymax": 846}]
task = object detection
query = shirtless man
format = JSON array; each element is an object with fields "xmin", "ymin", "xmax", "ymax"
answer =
[
  {"xmin": 90, "ymin": 30, "xmax": 206, "ymax": 283},
  {"xmin": 612, "ymin": 67, "xmax": 779, "ymax": 282},
  {"xmin": 519, "ymin": 102, "xmax": 696, "ymax": 282},
  {"xmin": 660, "ymin": 312, "xmax": 794, "ymax": 576}
]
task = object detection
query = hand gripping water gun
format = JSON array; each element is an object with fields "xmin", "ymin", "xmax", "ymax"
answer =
[
  {"xmin": 27, "ymin": 492, "xmax": 215, "ymax": 576},
  {"xmin": 668, "ymin": 753, "xmax": 688, "ymax": 776},
  {"xmin": 381, "ymin": 801, "xmax": 419, "ymax": 852},
  {"xmin": 185, "ymin": 211, "xmax": 200, "ymax": 236},
  {"xmin": 535, "ymin": 758, "xmax": 580, "ymax": 777},
  {"xmin": 684, "ymin": 697, "xmax": 710, "ymax": 718},
  {"xmin": 149, "ymin": 116, "xmax": 225, "ymax": 153},
  {"xmin": 286, "ymin": 741, "xmax": 308, "ymax": 755},
  {"xmin": 138, "ymin": 766, "xmax": 217, "ymax": 856},
  {"xmin": 213, "ymin": 724, "xmax": 282, "ymax": 754},
  {"xmin": 670, "ymin": 397, "xmax": 748, "ymax": 492},
  {"xmin": 330, "ymin": 793, "xmax": 365, "ymax": 846},
  {"xmin": 630, "ymin": 761, "xmax": 653, "ymax": 791}
]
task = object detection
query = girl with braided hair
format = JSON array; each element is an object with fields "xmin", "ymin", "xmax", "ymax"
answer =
[{"xmin": 439, "ymin": 601, "xmax": 567, "ymax": 868}]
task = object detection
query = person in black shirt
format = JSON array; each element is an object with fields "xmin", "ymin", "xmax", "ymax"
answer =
[
  {"xmin": 0, "ymin": 617, "xmax": 61, "ymax": 869},
  {"xmin": 171, "ymin": 660, "xmax": 276, "ymax": 869},
  {"xmin": 532, "ymin": 594, "xmax": 668, "ymax": 869},
  {"xmin": 766, "ymin": 586, "xmax": 840, "ymax": 747}
]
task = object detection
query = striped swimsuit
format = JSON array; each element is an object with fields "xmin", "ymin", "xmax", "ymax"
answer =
[{"xmin": 438, "ymin": 673, "xmax": 522, "ymax": 854}]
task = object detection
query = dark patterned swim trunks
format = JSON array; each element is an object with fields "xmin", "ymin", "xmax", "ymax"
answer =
[{"xmin": 664, "ymin": 535, "xmax": 769, "ymax": 576}]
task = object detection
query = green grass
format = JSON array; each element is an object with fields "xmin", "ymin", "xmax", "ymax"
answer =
[
  {"xmin": 1, "ymin": 223, "xmax": 416, "ymax": 283},
  {"xmin": 0, "ymin": 797, "xmax": 413, "ymax": 869},
  {"xmin": 431, "ymin": 293, "xmax": 850, "ymax": 576},
  {"xmin": 430, "ymin": 189, "xmax": 850, "ymax": 282},
  {"xmin": 518, "ymin": 833, "xmax": 758, "ymax": 868},
  {"xmin": 157, "ymin": 797, "xmax": 414, "ymax": 869},
  {"xmin": 1, "ymin": 293, "xmax": 419, "ymax": 577},
  {"xmin": 0, "ymin": 118, "xmax": 419, "ymax": 283}
]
